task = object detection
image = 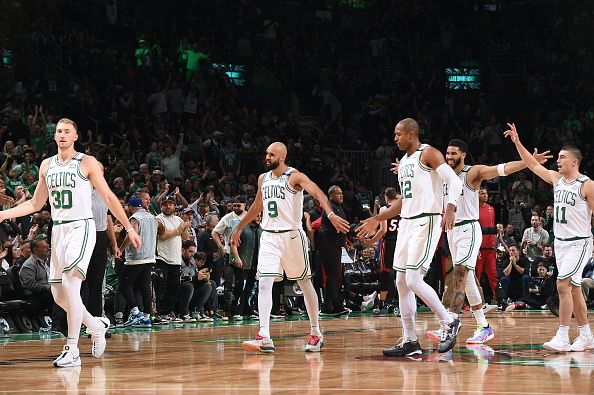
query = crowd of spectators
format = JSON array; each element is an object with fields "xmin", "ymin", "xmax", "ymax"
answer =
[{"xmin": 1, "ymin": 1, "xmax": 594, "ymax": 330}]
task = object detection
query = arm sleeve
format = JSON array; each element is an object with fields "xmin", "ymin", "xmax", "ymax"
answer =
[{"xmin": 436, "ymin": 163, "xmax": 463, "ymax": 206}]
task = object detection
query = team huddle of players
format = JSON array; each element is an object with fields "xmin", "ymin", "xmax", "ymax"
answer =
[{"xmin": 3, "ymin": 116, "xmax": 591, "ymax": 368}]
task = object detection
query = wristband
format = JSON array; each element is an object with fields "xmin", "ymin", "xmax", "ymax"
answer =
[
  {"xmin": 497, "ymin": 163, "xmax": 507, "ymax": 177},
  {"xmin": 328, "ymin": 212, "xmax": 335, "ymax": 218},
  {"xmin": 126, "ymin": 228, "xmax": 135, "ymax": 234}
]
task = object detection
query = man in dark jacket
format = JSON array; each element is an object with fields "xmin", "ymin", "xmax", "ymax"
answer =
[{"xmin": 19, "ymin": 238, "xmax": 65, "ymax": 332}]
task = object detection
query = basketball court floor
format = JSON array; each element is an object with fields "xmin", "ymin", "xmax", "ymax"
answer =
[{"xmin": 1, "ymin": 310, "xmax": 592, "ymax": 394}]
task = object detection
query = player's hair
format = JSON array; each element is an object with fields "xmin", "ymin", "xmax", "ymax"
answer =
[
  {"xmin": 182, "ymin": 240, "xmax": 196, "ymax": 249},
  {"xmin": 448, "ymin": 139, "xmax": 469, "ymax": 153},
  {"xmin": 560, "ymin": 144, "xmax": 582, "ymax": 165},
  {"xmin": 57, "ymin": 118, "xmax": 78, "ymax": 131},
  {"xmin": 384, "ymin": 187, "xmax": 398, "ymax": 200}
]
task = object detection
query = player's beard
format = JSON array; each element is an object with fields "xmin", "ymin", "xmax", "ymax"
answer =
[
  {"xmin": 449, "ymin": 158, "xmax": 461, "ymax": 169},
  {"xmin": 266, "ymin": 159, "xmax": 280, "ymax": 170}
]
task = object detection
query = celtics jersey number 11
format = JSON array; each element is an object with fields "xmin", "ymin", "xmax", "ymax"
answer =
[{"xmin": 45, "ymin": 153, "xmax": 94, "ymax": 221}]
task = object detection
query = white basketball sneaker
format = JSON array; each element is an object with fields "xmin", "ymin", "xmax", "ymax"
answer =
[
  {"xmin": 90, "ymin": 317, "xmax": 111, "ymax": 358},
  {"xmin": 570, "ymin": 334, "xmax": 594, "ymax": 352},
  {"xmin": 543, "ymin": 334, "xmax": 571, "ymax": 352},
  {"xmin": 305, "ymin": 335, "xmax": 324, "ymax": 352},
  {"xmin": 53, "ymin": 345, "xmax": 81, "ymax": 368}
]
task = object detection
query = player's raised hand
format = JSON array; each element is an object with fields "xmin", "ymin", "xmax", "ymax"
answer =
[
  {"xmin": 533, "ymin": 148, "xmax": 552, "ymax": 165},
  {"xmin": 355, "ymin": 217, "xmax": 379, "ymax": 239},
  {"xmin": 503, "ymin": 122, "xmax": 520, "ymax": 143},
  {"xmin": 390, "ymin": 159, "xmax": 400, "ymax": 175},
  {"xmin": 329, "ymin": 213, "xmax": 350, "ymax": 233}
]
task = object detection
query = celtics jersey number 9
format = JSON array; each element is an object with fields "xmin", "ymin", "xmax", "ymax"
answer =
[
  {"xmin": 45, "ymin": 153, "xmax": 94, "ymax": 221},
  {"xmin": 260, "ymin": 168, "xmax": 303, "ymax": 231}
]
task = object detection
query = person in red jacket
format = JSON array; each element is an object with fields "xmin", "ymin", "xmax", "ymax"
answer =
[{"xmin": 476, "ymin": 187, "xmax": 498, "ymax": 301}]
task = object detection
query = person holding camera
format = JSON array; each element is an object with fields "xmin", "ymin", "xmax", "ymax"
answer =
[
  {"xmin": 506, "ymin": 263, "xmax": 552, "ymax": 311},
  {"xmin": 178, "ymin": 240, "xmax": 212, "ymax": 322},
  {"xmin": 521, "ymin": 214, "xmax": 549, "ymax": 261}
]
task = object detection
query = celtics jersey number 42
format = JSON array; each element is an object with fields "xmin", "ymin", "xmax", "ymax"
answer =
[{"xmin": 45, "ymin": 153, "xmax": 94, "ymax": 221}]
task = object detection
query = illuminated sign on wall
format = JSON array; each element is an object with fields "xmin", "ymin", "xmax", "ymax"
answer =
[
  {"xmin": 212, "ymin": 63, "xmax": 247, "ymax": 86},
  {"xmin": 445, "ymin": 67, "xmax": 481, "ymax": 90}
]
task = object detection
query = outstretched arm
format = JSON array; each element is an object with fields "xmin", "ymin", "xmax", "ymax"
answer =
[
  {"xmin": 292, "ymin": 172, "xmax": 350, "ymax": 234},
  {"xmin": 423, "ymin": 146, "xmax": 462, "ymax": 230},
  {"xmin": 85, "ymin": 156, "xmax": 141, "ymax": 250},
  {"xmin": 471, "ymin": 150, "xmax": 552, "ymax": 187},
  {"xmin": 503, "ymin": 123, "xmax": 560, "ymax": 185},
  {"xmin": 0, "ymin": 160, "xmax": 50, "ymax": 222}
]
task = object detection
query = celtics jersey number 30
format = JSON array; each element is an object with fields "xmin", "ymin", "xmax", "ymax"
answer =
[{"xmin": 45, "ymin": 153, "xmax": 94, "ymax": 221}]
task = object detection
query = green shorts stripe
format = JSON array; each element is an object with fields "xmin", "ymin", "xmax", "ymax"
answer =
[
  {"xmin": 406, "ymin": 216, "xmax": 433, "ymax": 270},
  {"xmin": 557, "ymin": 239, "xmax": 588, "ymax": 280},
  {"xmin": 63, "ymin": 219, "xmax": 90, "ymax": 272},
  {"xmin": 287, "ymin": 231, "xmax": 310, "ymax": 281},
  {"xmin": 454, "ymin": 222, "xmax": 476, "ymax": 265}
]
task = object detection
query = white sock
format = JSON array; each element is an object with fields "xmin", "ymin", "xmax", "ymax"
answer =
[
  {"xmin": 579, "ymin": 324, "xmax": 592, "ymax": 337},
  {"xmin": 257, "ymin": 277, "xmax": 274, "ymax": 338},
  {"xmin": 298, "ymin": 279, "xmax": 322, "ymax": 336},
  {"xmin": 472, "ymin": 308, "xmax": 489, "ymax": 328},
  {"xmin": 558, "ymin": 325, "xmax": 570, "ymax": 339},
  {"xmin": 131, "ymin": 306, "xmax": 140, "ymax": 314},
  {"xmin": 396, "ymin": 271, "xmax": 417, "ymax": 341},
  {"xmin": 406, "ymin": 269, "xmax": 452, "ymax": 323}
]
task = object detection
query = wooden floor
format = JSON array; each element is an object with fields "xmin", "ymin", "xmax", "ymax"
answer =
[{"xmin": 1, "ymin": 310, "xmax": 593, "ymax": 394}]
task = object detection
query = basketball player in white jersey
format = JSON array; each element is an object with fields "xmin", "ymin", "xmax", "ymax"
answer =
[
  {"xmin": 0, "ymin": 118, "xmax": 141, "ymax": 367},
  {"xmin": 505, "ymin": 123, "xmax": 594, "ymax": 352},
  {"xmin": 358, "ymin": 118, "xmax": 464, "ymax": 356},
  {"xmin": 426, "ymin": 139, "xmax": 550, "ymax": 344},
  {"xmin": 231, "ymin": 142, "xmax": 349, "ymax": 353}
]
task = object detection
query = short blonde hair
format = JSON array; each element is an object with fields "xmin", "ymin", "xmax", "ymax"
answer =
[{"xmin": 57, "ymin": 118, "xmax": 78, "ymax": 132}]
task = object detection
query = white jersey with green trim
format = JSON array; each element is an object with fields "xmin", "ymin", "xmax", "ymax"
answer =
[
  {"xmin": 260, "ymin": 167, "xmax": 303, "ymax": 231},
  {"xmin": 398, "ymin": 144, "xmax": 443, "ymax": 218},
  {"xmin": 45, "ymin": 152, "xmax": 93, "ymax": 221},
  {"xmin": 553, "ymin": 175, "xmax": 592, "ymax": 239},
  {"xmin": 443, "ymin": 165, "xmax": 478, "ymax": 222}
]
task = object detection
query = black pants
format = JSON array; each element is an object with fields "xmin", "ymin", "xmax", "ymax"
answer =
[
  {"xmin": 178, "ymin": 280, "xmax": 211, "ymax": 315},
  {"xmin": 205, "ymin": 279, "xmax": 218, "ymax": 312},
  {"xmin": 81, "ymin": 231, "xmax": 108, "ymax": 317},
  {"xmin": 229, "ymin": 264, "xmax": 244, "ymax": 315},
  {"xmin": 318, "ymin": 241, "xmax": 343, "ymax": 312},
  {"xmin": 222, "ymin": 256, "xmax": 238, "ymax": 314},
  {"xmin": 155, "ymin": 260, "xmax": 181, "ymax": 315},
  {"xmin": 236, "ymin": 267, "xmax": 257, "ymax": 316},
  {"xmin": 120, "ymin": 264, "xmax": 153, "ymax": 314}
]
